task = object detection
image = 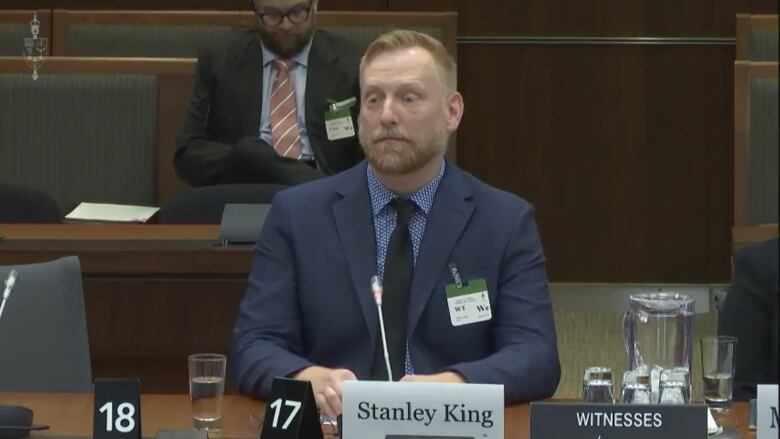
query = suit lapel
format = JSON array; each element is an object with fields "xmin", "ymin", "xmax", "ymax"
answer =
[
  {"xmin": 332, "ymin": 163, "xmax": 379, "ymax": 344},
  {"xmin": 407, "ymin": 165, "xmax": 475, "ymax": 336},
  {"xmin": 234, "ymin": 31, "xmax": 263, "ymax": 136},
  {"xmin": 306, "ymin": 31, "xmax": 342, "ymax": 173}
]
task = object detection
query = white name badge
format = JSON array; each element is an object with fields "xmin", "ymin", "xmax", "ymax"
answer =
[
  {"xmin": 445, "ymin": 278, "xmax": 492, "ymax": 326},
  {"xmin": 342, "ymin": 381, "xmax": 503, "ymax": 439},
  {"xmin": 324, "ymin": 107, "xmax": 355, "ymax": 141},
  {"xmin": 757, "ymin": 384, "xmax": 779, "ymax": 438}
]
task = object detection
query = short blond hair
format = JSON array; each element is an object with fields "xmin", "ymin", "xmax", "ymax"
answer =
[{"xmin": 360, "ymin": 29, "xmax": 457, "ymax": 91}]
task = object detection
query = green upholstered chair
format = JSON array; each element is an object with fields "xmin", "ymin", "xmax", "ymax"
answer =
[
  {"xmin": 51, "ymin": 10, "xmax": 457, "ymax": 59},
  {"xmin": 733, "ymin": 61, "xmax": 778, "ymax": 248},
  {"xmin": 737, "ymin": 14, "xmax": 778, "ymax": 62},
  {"xmin": 747, "ymin": 75, "xmax": 778, "ymax": 225},
  {"xmin": 0, "ymin": 257, "xmax": 91, "ymax": 392},
  {"xmin": 0, "ymin": 57, "xmax": 195, "ymax": 212},
  {"xmin": 0, "ymin": 10, "xmax": 51, "ymax": 56}
]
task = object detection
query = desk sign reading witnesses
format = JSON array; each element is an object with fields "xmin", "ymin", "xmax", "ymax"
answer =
[
  {"xmin": 342, "ymin": 381, "xmax": 503, "ymax": 439},
  {"xmin": 757, "ymin": 384, "xmax": 779, "ymax": 438},
  {"xmin": 530, "ymin": 402, "xmax": 707, "ymax": 438}
]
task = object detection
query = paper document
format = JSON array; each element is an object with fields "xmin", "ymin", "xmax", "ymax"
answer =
[{"xmin": 65, "ymin": 202, "xmax": 159, "ymax": 223}]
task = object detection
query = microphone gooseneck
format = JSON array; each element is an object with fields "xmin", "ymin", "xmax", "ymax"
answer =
[
  {"xmin": 0, "ymin": 269, "xmax": 18, "ymax": 320},
  {"xmin": 370, "ymin": 275, "xmax": 393, "ymax": 381}
]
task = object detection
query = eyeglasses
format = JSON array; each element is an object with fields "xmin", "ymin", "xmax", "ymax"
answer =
[{"xmin": 254, "ymin": 2, "xmax": 312, "ymax": 26}]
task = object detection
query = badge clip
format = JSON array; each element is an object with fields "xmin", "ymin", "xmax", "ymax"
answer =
[
  {"xmin": 326, "ymin": 97, "xmax": 357, "ymax": 112},
  {"xmin": 448, "ymin": 263, "xmax": 463, "ymax": 288}
]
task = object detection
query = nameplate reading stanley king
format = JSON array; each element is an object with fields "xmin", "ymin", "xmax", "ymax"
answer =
[
  {"xmin": 342, "ymin": 381, "xmax": 503, "ymax": 439},
  {"xmin": 530, "ymin": 402, "xmax": 707, "ymax": 439},
  {"xmin": 757, "ymin": 384, "xmax": 779, "ymax": 439}
]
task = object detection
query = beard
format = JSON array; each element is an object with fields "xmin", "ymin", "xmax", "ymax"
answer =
[
  {"xmin": 359, "ymin": 119, "xmax": 449, "ymax": 176},
  {"xmin": 256, "ymin": 22, "xmax": 315, "ymax": 58}
]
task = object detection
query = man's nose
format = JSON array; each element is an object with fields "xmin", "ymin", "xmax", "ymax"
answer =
[
  {"xmin": 379, "ymin": 99, "xmax": 399, "ymax": 126},
  {"xmin": 278, "ymin": 16, "xmax": 294, "ymax": 30}
]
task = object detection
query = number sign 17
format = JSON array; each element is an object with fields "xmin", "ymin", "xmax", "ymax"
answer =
[{"xmin": 269, "ymin": 398, "xmax": 302, "ymax": 430}]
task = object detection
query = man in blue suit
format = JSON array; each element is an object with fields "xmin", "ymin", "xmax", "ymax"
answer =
[{"xmin": 232, "ymin": 30, "xmax": 560, "ymax": 419}]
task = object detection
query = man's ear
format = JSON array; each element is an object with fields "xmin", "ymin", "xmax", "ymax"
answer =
[{"xmin": 446, "ymin": 91, "xmax": 464, "ymax": 132}]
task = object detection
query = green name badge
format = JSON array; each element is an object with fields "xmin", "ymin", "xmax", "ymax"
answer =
[
  {"xmin": 325, "ymin": 105, "xmax": 355, "ymax": 141},
  {"xmin": 445, "ymin": 278, "xmax": 491, "ymax": 327}
]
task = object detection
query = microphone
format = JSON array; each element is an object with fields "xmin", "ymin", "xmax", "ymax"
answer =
[
  {"xmin": 370, "ymin": 275, "xmax": 393, "ymax": 381},
  {"xmin": 0, "ymin": 269, "xmax": 18, "ymax": 320}
]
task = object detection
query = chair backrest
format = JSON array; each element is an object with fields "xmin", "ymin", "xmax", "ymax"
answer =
[
  {"xmin": 0, "ymin": 57, "xmax": 194, "ymax": 211},
  {"xmin": 0, "ymin": 256, "xmax": 91, "ymax": 392},
  {"xmin": 51, "ymin": 10, "xmax": 458, "ymax": 59},
  {"xmin": 734, "ymin": 61, "xmax": 779, "ymax": 246},
  {"xmin": 0, "ymin": 184, "xmax": 61, "ymax": 223},
  {"xmin": 736, "ymin": 14, "xmax": 779, "ymax": 61},
  {"xmin": 0, "ymin": 10, "xmax": 51, "ymax": 56},
  {"xmin": 158, "ymin": 183, "xmax": 286, "ymax": 224},
  {"xmin": 52, "ymin": 10, "xmax": 253, "ymax": 57}
]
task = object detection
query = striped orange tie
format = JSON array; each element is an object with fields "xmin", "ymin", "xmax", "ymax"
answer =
[{"xmin": 270, "ymin": 59, "xmax": 303, "ymax": 159}]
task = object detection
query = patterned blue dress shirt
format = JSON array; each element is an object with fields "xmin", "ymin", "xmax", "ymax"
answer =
[{"xmin": 366, "ymin": 159, "xmax": 446, "ymax": 376}]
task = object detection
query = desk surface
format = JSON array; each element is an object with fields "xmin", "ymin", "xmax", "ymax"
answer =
[
  {"xmin": 0, "ymin": 224, "xmax": 220, "ymax": 240},
  {"xmin": 0, "ymin": 224, "xmax": 251, "ymax": 274},
  {"xmin": 0, "ymin": 394, "xmax": 754, "ymax": 439}
]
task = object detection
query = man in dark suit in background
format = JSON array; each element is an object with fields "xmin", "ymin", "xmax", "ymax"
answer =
[
  {"xmin": 175, "ymin": 0, "xmax": 364, "ymax": 187},
  {"xmin": 719, "ymin": 237, "xmax": 779, "ymax": 400}
]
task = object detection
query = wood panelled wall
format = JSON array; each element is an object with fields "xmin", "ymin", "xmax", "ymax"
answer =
[
  {"xmin": 389, "ymin": 0, "xmax": 775, "ymax": 36},
  {"xmin": 0, "ymin": 1, "xmax": 386, "ymax": 10},
  {"xmin": 391, "ymin": 0, "xmax": 776, "ymax": 283},
  {"xmin": 2, "ymin": 0, "xmax": 777, "ymax": 281}
]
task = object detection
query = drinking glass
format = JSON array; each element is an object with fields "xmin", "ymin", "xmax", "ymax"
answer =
[
  {"xmin": 189, "ymin": 353, "xmax": 227, "ymax": 431},
  {"xmin": 620, "ymin": 367, "xmax": 651, "ymax": 404},
  {"xmin": 658, "ymin": 367, "xmax": 691, "ymax": 404},
  {"xmin": 582, "ymin": 367, "xmax": 614, "ymax": 403},
  {"xmin": 700, "ymin": 336, "xmax": 737, "ymax": 411}
]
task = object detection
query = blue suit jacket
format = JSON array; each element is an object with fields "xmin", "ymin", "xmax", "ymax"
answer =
[{"xmin": 231, "ymin": 161, "xmax": 560, "ymax": 403}]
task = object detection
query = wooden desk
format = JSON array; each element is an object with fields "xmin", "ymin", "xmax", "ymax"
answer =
[
  {"xmin": 0, "ymin": 394, "xmax": 754, "ymax": 439},
  {"xmin": 0, "ymin": 224, "xmax": 254, "ymax": 393}
]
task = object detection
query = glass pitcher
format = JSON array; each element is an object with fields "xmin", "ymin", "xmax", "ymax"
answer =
[{"xmin": 622, "ymin": 292, "xmax": 694, "ymax": 402}]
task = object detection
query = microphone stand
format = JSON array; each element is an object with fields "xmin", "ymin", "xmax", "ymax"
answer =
[
  {"xmin": 0, "ymin": 269, "xmax": 18, "ymax": 321},
  {"xmin": 370, "ymin": 275, "xmax": 393, "ymax": 381}
]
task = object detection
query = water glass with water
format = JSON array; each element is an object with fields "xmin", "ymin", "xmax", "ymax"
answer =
[
  {"xmin": 620, "ymin": 367, "xmax": 652, "ymax": 404},
  {"xmin": 189, "ymin": 353, "xmax": 227, "ymax": 431},
  {"xmin": 658, "ymin": 367, "xmax": 691, "ymax": 404},
  {"xmin": 700, "ymin": 336, "xmax": 737, "ymax": 411},
  {"xmin": 582, "ymin": 367, "xmax": 614, "ymax": 403}
]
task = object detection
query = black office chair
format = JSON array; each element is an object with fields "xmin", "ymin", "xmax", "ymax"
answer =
[
  {"xmin": 0, "ymin": 256, "xmax": 92, "ymax": 392},
  {"xmin": 158, "ymin": 183, "xmax": 286, "ymax": 224},
  {"xmin": 0, "ymin": 184, "xmax": 61, "ymax": 223}
]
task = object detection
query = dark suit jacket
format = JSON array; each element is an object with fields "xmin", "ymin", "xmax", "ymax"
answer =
[
  {"xmin": 719, "ymin": 238, "xmax": 779, "ymax": 400},
  {"xmin": 174, "ymin": 29, "xmax": 364, "ymax": 187},
  {"xmin": 231, "ymin": 161, "xmax": 561, "ymax": 403}
]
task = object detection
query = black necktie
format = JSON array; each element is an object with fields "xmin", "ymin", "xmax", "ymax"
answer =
[{"xmin": 371, "ymin": 198, "xmax": 416, "ymax": 381}]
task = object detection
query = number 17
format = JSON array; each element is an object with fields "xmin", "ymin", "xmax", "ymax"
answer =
[{"xmin": 269, "ymin": 398, "xmax": 302, "ymax": 430}]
